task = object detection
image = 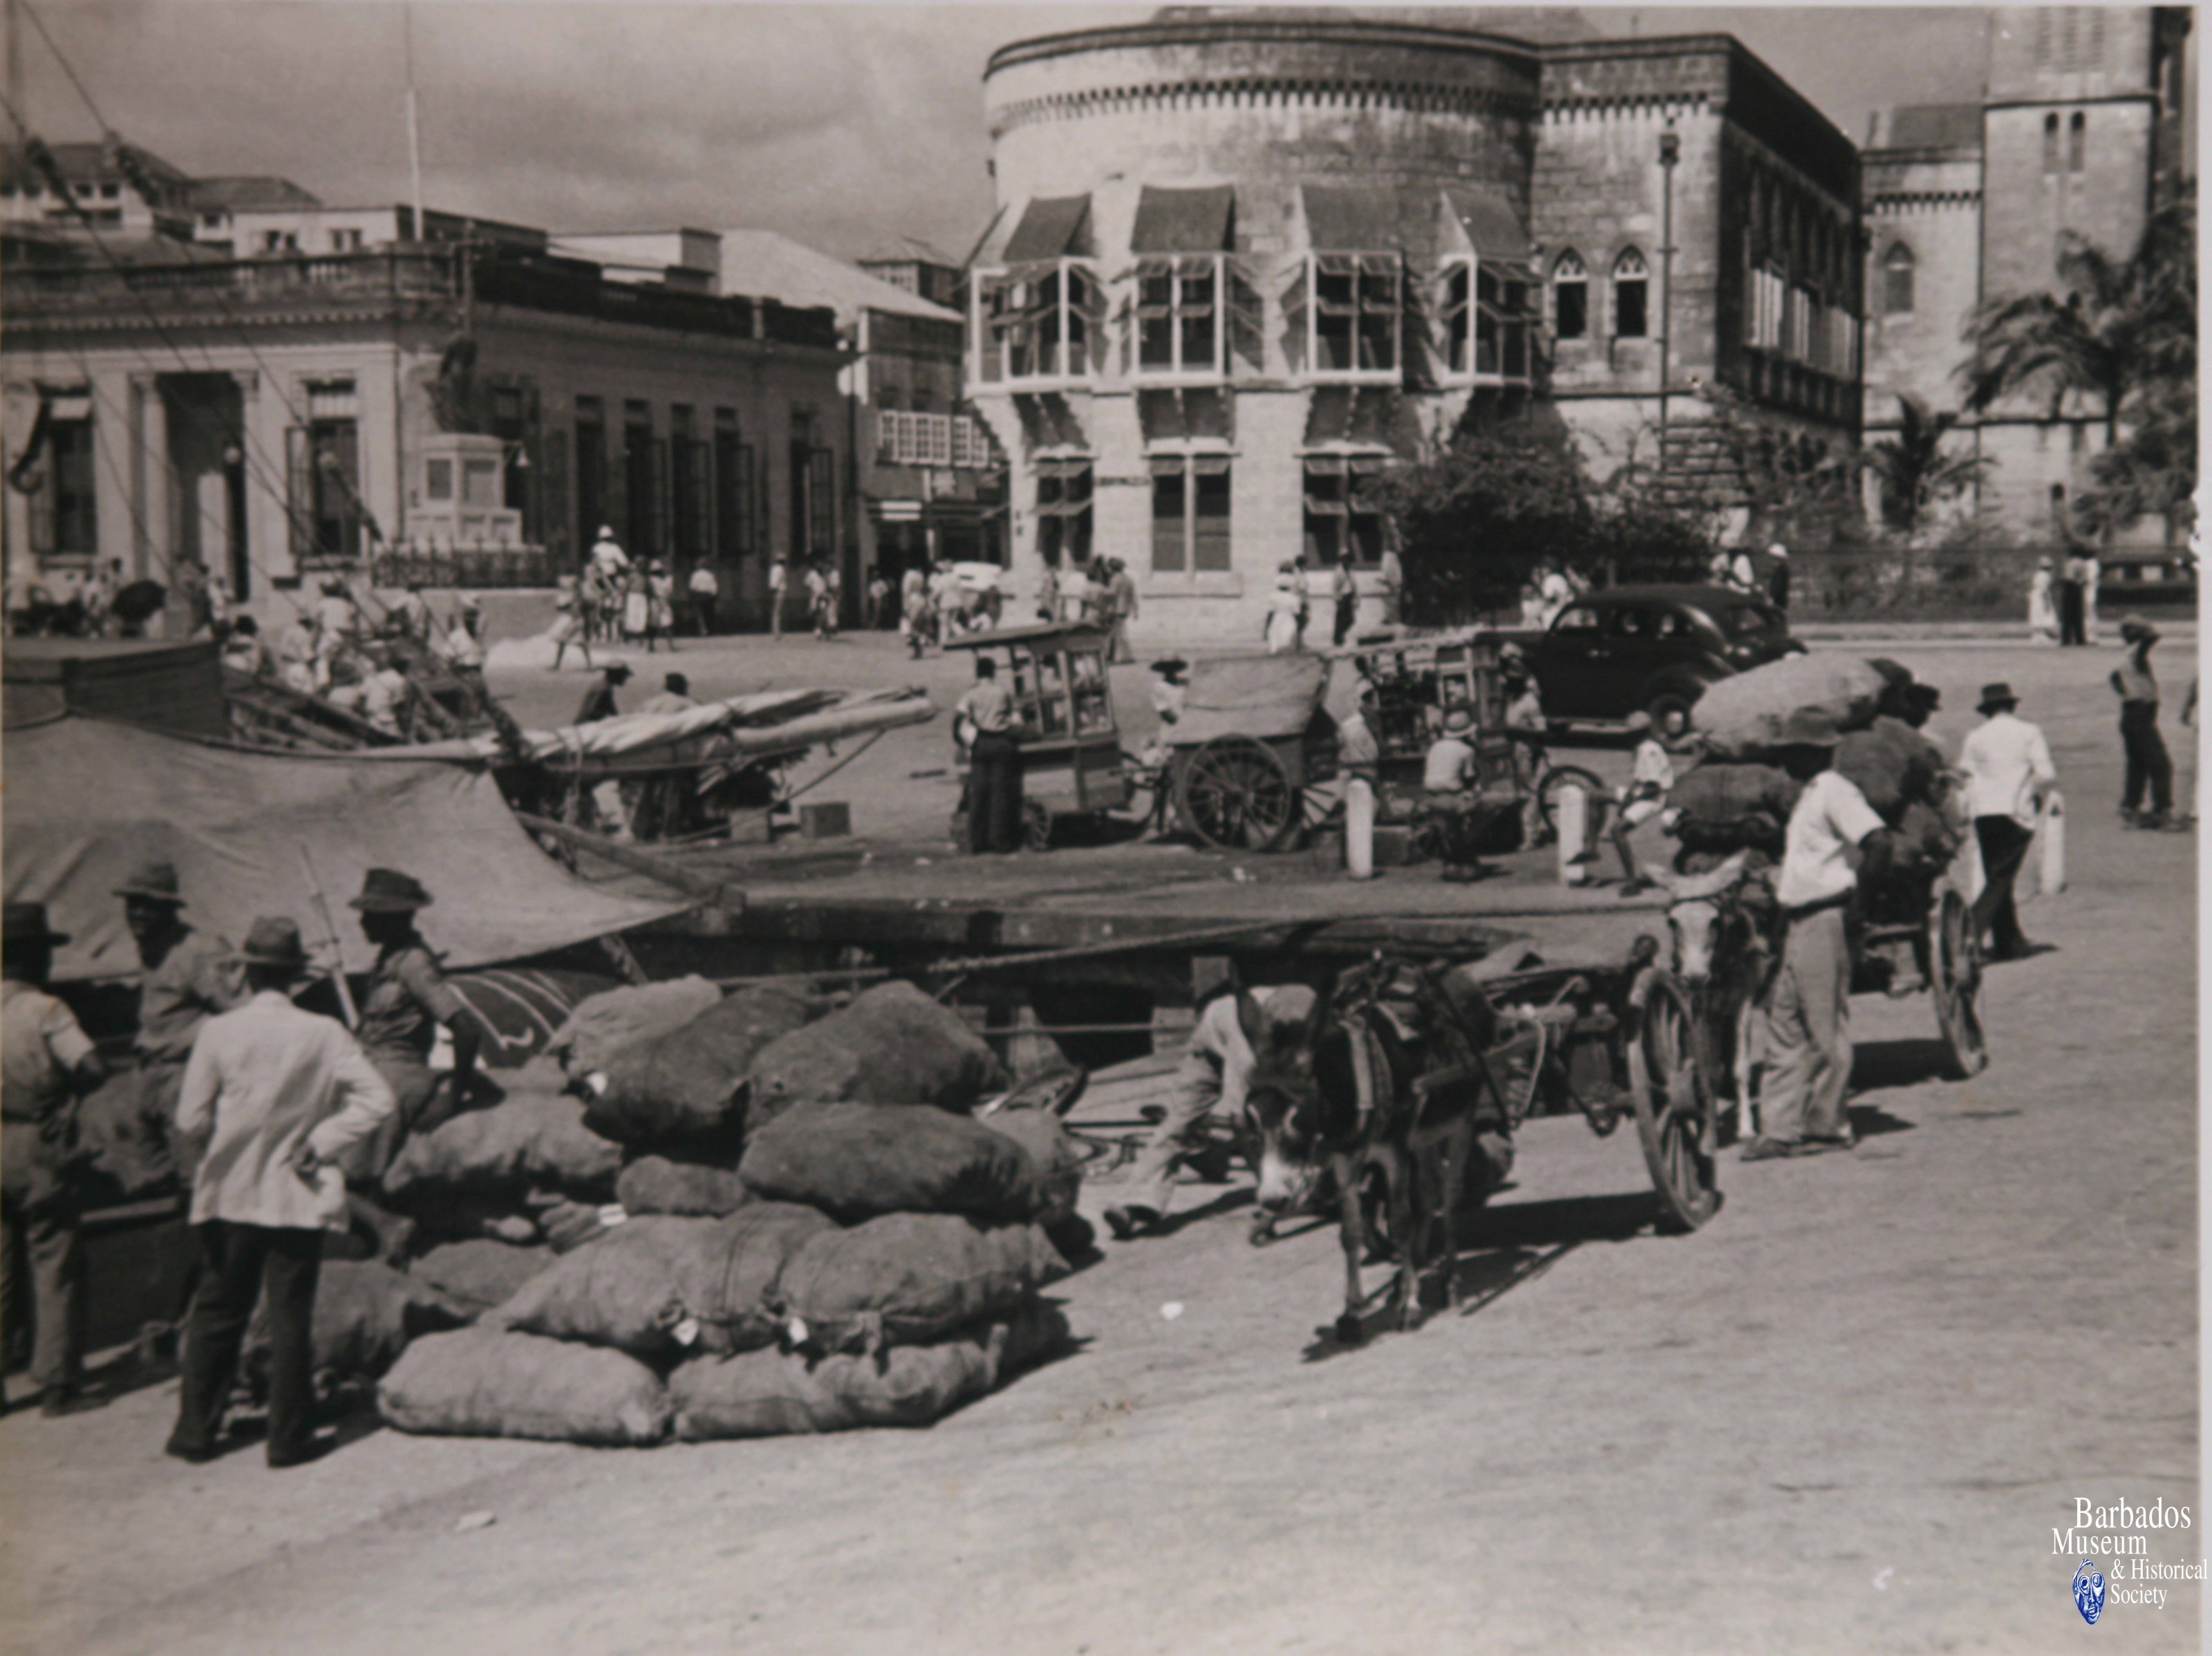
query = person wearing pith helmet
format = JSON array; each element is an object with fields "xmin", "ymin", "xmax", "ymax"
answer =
[
  {"xmin": 339, "ymin": 871, "xmax": 480, "ymax": 1233},
  {"xmin": 168, "ymin": 916, "xmax": 396, "ymax": 1468},
  {"xmin": 1, "ymin": 901, "xmax": 107, "ymax": 1416}
]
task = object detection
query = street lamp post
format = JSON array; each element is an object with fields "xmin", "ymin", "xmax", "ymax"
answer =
[{"xmin": 1658, "ymin": 124, "xmax": 1680, "ymax": 478}]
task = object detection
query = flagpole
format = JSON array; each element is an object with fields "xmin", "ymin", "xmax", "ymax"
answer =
[{"xmin": 403, "ymin": 5, "xmax": 425, "ymax": 241}]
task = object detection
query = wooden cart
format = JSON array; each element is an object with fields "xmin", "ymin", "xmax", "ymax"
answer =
[
  {"xmin": 945, "ymin": 623, "xmax": 1131, "ymax": 851},
  {"xmin": 1152, "ymin": 653, "xmax": 1338, "ymax": 852}
]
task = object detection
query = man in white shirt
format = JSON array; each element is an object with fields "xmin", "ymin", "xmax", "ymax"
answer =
[
  {"xmin": 767, "ymin": 557, "xmax": 790, "ymax": 637},
  {"xmin": 1959, "ymin": 681, "xmax": 2055, "ymax": 960},
  {"xmin": 167, "ymin": 916, "xmax": 395, "ymax": 1467},
  {"xmin": 1599, "ymin": 711, "xmax": 1677, "ymax": 896},
  {"xmin": 1423, "ymin": 706, "xmax": 1490, "ymax": 882},
  {"xmin": 1745, "ymin": 709, "xmax": 1888, "ymax": 1161},
  {"xmin": 955, "ymin": 656, "xmax": 1024, "ymax": 854},
  {"xmin": 1106, "ymin": 983, "xmax": 1317, "ymax": 1241},
  {"xmin": 686, "ymin": 563, "xmax": 719, "ymax": 636}
]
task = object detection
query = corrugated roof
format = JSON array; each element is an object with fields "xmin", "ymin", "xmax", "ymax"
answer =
[
  {"xmin": 1002, "ymin": 195, "xmax": 1093, "ymax": 262},
  {"xmin": 1130, "ymin": 184, "xmax": 1237, "ymax": 254},
  {"xmin": 186, "ymin": 176, "xmax": 324, "ymax": 211},
  {"xmin": 713, "ymin": 229, "xmax": 961, "ymax": 325},
  {"xmin": 1880, "ymin": 103, "xmax": 1983, "ymax": 152}
]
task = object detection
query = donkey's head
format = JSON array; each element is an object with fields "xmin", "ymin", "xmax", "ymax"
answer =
[{"xmin": 1239, "ymin": 983, "xmax": 1347, "ymax": 1217}]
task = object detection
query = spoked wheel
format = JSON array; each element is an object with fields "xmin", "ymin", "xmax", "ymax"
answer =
[
  {"xmin": 1931, "ymin": 887, "xmax": 1989, "ymax": 1079},
  {"xmin": 1173, "ymin": 737, "xmax": 1300, "ymax": 851},
  {"xmin": 1022, "ymin": 798, "xmax": 1053, "ymax": 853},
  {"xmin": 1629, "ymin": 968, "xmax": 1721, "ymax": 1232},
  {"xmin": 1534, "ymin": 764, "xmax": 1606, "ymax": 834}
]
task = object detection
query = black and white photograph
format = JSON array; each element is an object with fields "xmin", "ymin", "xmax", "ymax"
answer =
[{"xmin": 0, "ymin": 1, "xmax": 2200, "ymax": 1649}]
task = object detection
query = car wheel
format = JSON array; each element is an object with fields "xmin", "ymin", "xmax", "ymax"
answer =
[{"xmin": 1647, "ymin": 687, "xmax": 1700, "ymax": 731}]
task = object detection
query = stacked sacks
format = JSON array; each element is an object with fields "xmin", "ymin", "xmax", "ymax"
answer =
[
  {"xmin": 243, "ymin": 1260, "xmax": 472, "ymax": 1393},
  {"xmin": 1691, "ymin": 655, "xmax": 1892, "ymax": 760},
  {"xmin": 547, "ymin": 977, "xmax": 724, "ymax": 1080},
  {"xmin": 1664, "ymin": 761, "xmax": 1803, "ymax": 863},
  {"xmin": 375, "ymin": 977, "xmax": 1076, "ymax": 1448}
]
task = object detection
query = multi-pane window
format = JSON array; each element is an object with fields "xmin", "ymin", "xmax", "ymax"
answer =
[
  {"xmin": 670, "ymin": 406, "xmax": 706, "ymax": 561},
  {"xmin": 1612, "ymin": 249, "xmax": 1649, "ymax": 338},
  {"xmin": 1149, "ymin": 456, "xmax": 1231, "ymax": 574},
  {"xmin": 624, "ymin": 400, "xmax": 658, "ymax": 559},
  {"xmin": 975, "ymin": 263, "xmax": 1098, "ymax": 383},
  {"xmin": 291, "ymin": 379, "xmax": 362, "ymax": 561},
  {"xmin": 1302, "ymin": 455, "xmax": 1387, "ymax": 567},
  {"xmin": 1747, "ymin": 265, "xmax": 1786, "ymax": 350},
  {"xmin": 574, "ymin": 397, "xmax": 606, "ymax": 552},
  {"xmin": 712, "ymin": 411, "xmax": 755, "ymax": 562},
  {"xmin": 1474, "ymin": 265, "xmax": 1530, "ymax": 378},
  {"xmin": 1309, "ymin": 254, "xmax": 1401, "ymax": 377},
  {"xmin": 1033, "ymin": 460, "xmax": 1093, "ymax": 568},
  {"xmin": 1552, "ymin": 250, "xmax": 1588, "ymax": 341},
  {"xmin": 2068, "ymin": 111, "xmax": 2086, "ymax": 171},
  {"xmin": 1136, "ymin": 256, "xmax": 1223, "ymax": 377},
  {"xmin": 1883, "ymin": 243, "xmax": 1915, "ymax": 314},
  {"xmin": 24, "ymin": 395, "xmax": 97, "ymax": 557}
]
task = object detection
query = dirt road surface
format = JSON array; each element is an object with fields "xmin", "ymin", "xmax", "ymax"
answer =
[{"xmin": 3, "ymin": 632, "xmax": 2197, "ymax": 1655}]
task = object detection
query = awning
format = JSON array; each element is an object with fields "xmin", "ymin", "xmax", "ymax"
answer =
[
  {"xmin": 1302, "ymin": 184, "xmax": 1398, "ymax": 252},
  {"xmin": 1130, "ymin": 184, "xmax": 1235, "ymax": 254},
  {"xmin": 1447, "ymin": 187, "xmax": 1533, "ymax": 264},
  {"xmin": 1002, "ymin": 195, "xmax": 1093, "ymax": 262}
]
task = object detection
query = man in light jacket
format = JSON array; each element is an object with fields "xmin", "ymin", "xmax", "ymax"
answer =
[{"xmin": 166, "ymin": 917, "xmax": 395, "ymax": 1468}]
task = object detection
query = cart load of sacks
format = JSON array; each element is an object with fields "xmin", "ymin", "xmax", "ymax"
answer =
[
  {"xmin": 262, "ymin": 979, "xmax": 1089, "ymax": 1446},
  {"xmin": 1667, "ymin": 654, "xmax": 1965, "ymax": 876}
]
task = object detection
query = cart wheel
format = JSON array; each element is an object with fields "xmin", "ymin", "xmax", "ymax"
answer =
[
  {"xmin": 1535, "ymin": 764, "xmax": 1606, "ymax": 834},
  {"xmin": 1022, "ymin": 798, "xmax": 1053, "ymax": 853},
  {"xmin": 1174, "ymin": 736, "xmax": 1299, "ymax": 851},
  {"xmin": 1931, "ymin": 887, "xmax": 1989, "ymax": 1079},
  {"xmin": 1629, "ymin": 969, "xmax": 1721, "ymax": 1232}
]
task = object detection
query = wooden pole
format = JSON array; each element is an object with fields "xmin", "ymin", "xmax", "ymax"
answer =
[{"xmin": 512, "ymin": 810, "xmax": 743, "ymax": 910}]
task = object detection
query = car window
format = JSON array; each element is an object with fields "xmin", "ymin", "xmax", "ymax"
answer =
[
  {"xmin": 1717, "ymin": 602, "xmax": 1785, "ymax": 639},
  {"xmin": 1652, "ymin": 609, "xmax": 1691, "ymax": 639},
  {"xmin": 1608, "ymin": 607, "xmax": 1654, "ymax": 639},
  {"xmin": 1553, "ymin": 605, "xmax": 1601, "ymax": 634}
]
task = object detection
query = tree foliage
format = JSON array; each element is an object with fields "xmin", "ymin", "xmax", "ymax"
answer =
[
  {"xmin": 1861, "ymin": 396, "xmax": 1991, "ymax": 536},
  {"xmin": 1960, "ymin": 186, "xmax": 2195, "ymax": 538}
]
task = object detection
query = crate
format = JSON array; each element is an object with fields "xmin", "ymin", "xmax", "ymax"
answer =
[{"xmin": 798, "ymin": 801, "xmax": 852, "ymax": 840}]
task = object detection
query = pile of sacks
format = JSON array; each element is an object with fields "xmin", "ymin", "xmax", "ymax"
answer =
[
  {"xmin": 1671, "ymin": 655, "xmax": 1960, "ymax": 878},
  {"xmin": 324, "ymin": 977, "xmax": 1087, "ymax": 1445}
]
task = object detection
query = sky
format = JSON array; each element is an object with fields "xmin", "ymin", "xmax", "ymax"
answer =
[{"xmin": 10, "ymin": 3, "xmax": 2003, "ymax": 263}]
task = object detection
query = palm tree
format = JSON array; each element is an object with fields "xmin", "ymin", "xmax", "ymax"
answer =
[
  {"xmin": 1959, "ymin": 193, "xmax": 2195, "ymax": 448},
  {"xmin": 1860, "ymin": 396, "xmax": 1990, "ymax": 535}
]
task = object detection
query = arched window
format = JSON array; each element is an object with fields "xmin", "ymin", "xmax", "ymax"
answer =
[
  {"xmin": 1883, "ymin": 243, "xmax": 1915, "ymax": 315},
  {"xmin": 1552, "ymin": 250, "xmax": 1588, "ymax": 341},
  {"xmin": 2068, "ymin": 111, "xmax": 2086, "ymax": 171},
  {"xmin": 1611, "ymin": 247, "xmax": 1649, "ymax": 338},
  {"xmin": 2043, "ymin": 112, "xmax": 2061, "ymax": 173}
]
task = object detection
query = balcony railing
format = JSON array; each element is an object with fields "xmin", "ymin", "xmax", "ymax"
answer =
[{"xmin": 371, "ymin": 542, "xmax": 554, "ymax": 590}]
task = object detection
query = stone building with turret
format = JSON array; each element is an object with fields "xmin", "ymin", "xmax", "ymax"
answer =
[{"xmin": 1861, "ymin": 6, "xmax": 2192, "ymax": 544}]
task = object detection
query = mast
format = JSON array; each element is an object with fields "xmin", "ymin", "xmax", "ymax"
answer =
[{"xmin": 403, "ymin": 5, "xmax": 425, "ymax": 241}]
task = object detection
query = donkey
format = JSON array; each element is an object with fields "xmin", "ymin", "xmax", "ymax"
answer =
[
  {"xmin": 1239, "ymin": 959, "xmax": 1496, "ymax": 1344},
  {"xmin": 1645, "ymin": 851, "xmax": 1783, "ymax": 1141}
]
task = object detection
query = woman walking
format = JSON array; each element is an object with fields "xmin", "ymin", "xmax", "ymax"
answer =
[{"xmin": 2027, "ymin": 557, "xmax": 2058, "ymax": 643}]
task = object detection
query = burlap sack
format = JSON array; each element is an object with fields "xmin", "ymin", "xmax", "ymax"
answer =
[
  {"xmin": 378, "ymin": 1328, "xmax": 670, "ymax": 1446},
  {"xmin": 745, "ymin": 981, "xmax": 1009, "ymax": 1134},
  {"xmin": 615, "ymin": 1156, "xmax": 753, "ymax": 1219},
  {"xmin": 774, "ymin": 1214, "xmax": 1064, "ymax": 1353},
  {"xmin": 583, "ymin": 987, "xmax": 820, "ymax": 1147},
  {"xmin": 739, "ymin": 1104, "xmax": 1047, "ymax": 1225}
]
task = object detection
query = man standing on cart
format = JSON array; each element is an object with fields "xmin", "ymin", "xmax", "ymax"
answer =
[{"xmin": 1743, "ymin": 709, "xmax": 1888, "ymax": 1163}]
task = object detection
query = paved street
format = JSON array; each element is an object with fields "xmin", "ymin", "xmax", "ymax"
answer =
[{"xmin": 1, "ymin": 630, "xmax": 2197, "ymax": 1655}]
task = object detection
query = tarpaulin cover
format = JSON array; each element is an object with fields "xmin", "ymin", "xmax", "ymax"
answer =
[
  {"xmin": 3, "ymin": 715, "xmax": 688, "ymax": 981},
  {"xmin": 1170, "ymin": 654, "xmax": 1333, "ymax": 746},
  {"xmin": 1130, "ymin": 184, "xmax": 1235, "ymax": 254}
]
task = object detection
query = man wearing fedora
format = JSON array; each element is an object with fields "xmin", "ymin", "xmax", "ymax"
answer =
[
  {"xmin": 1, "ymin": 903, "xmax": 107, "ymax": 1414},
  {"xmin": 1743, "ymin": 708, "xmax": 1890, "ymax": 1162},
  {"xmin": 110, "ymin": 862, "xmax": 245, "ymax": 1183},
  {"xmin": 1960, "ymin": 684, "xmax": 2056, "ymax": 961},
  {"xmin": 2111, "ymin": 616, "xmax": 2179, "ymax": 830},
  {"xmin": 169, "ymin": 917, "xmax": 395, "ymax": 1467},
  {"xmin": 344, "ymin": 869, "xmax": 480, "ymax": 1185}
]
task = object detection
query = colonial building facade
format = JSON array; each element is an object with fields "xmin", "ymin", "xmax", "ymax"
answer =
[
  {"xmin": 2, "ymin": 151, "xmax": 850, "ymax": 632},
  {"xmin": 966, "ymin": 14, "xmax": 1868, "ymax": 643},
  {"xmin": 1861, "ymin": 6, "xmax": 2192, "ymax": 544}
]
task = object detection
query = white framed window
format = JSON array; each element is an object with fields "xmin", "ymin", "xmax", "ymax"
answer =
[
  {"xmin": 1302, "ymin": 454, "xmax": 1389, "ymax": 567},
  {"xmin": 1306, "ymin": 254, "xmax": 1401, "ymax": 382},
  {"xmin": 331, "ymin": 228, "xmax": 364, "ymax": 252},
  {"xmin": 1747, "ymin": 263, "xmax": 1786, "ymax": 351},
  {"xmin": 1136, "ymin": 254, "xmax": 1224, "ymax": 379},
  {"xmin": 1552, "ymin": 250, "xmax": 1588, "ymax": 341},
  {"xmin": 1033, "ymin": 458, "xmax": 1094, "ymax": 568},
  {"xmin": 973, "ymin": 261, "xmax": 1100, "ymax": 386},
  {"xmin": 1438, "ymin": 258, "xmax": 1534, "ymax": 381},
  {"xmin": 1611, "ymin": 248, "xmax": 1649, "ymax": 339},
  {"xmin": 1150, "ymin": 455, "xmax": 1232, "ymax": 574}
]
